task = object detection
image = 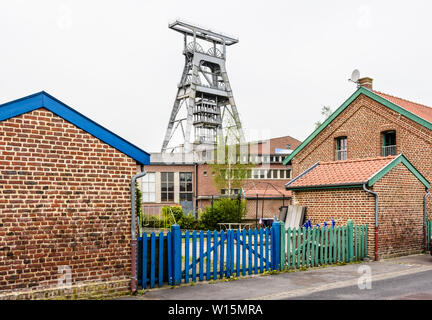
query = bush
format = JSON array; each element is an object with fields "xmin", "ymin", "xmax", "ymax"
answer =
[
  {"xmin": 161, "ymin": 206, "xmax": 183, "ymax": 224},
  {"xmin": 179, "ymin": 212, "xmax": 200, "ymax": 230},
  {"xmin": 161, "ymin": 206, "xmax": 201, "ymax": 230},
  {"xmin": 141, "ymin": 214, "xmax": 164, "ymax": 229},
  {"xmin": 199, "ymin": 198, "xmax": 246, "ymax": 231}
]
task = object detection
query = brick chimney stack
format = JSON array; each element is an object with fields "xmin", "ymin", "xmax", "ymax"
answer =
[{"xmin": 358, "ymin": 77, "xmax": 373, "ymax": 90}]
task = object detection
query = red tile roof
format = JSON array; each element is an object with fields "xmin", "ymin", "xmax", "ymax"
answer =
[
  {"xmin": 373, "ymin": 90, "xmax": 432, "ymax": 123},
  {"xmin": 286, "ymin": 156, "xmax": 395, "ymax": 189}
]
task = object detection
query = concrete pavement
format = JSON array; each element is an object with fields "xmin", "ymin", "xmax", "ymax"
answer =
[{"xmin": 124, "ymin": 254, "xmax": 432, "ymax": 300}]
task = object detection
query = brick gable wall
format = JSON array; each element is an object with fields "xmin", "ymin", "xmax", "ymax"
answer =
[
  {"xmin": 373, "ymin": 163, "xmax": 426, "ymax": 257},
  {"xmin": 0, "ymin": 108, "xmax": 138, "ymax": 295}
]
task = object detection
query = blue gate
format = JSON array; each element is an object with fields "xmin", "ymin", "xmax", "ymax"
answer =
[{"xmin": 136, "ymin": 222, "xmax": 281, "ymax": 289}]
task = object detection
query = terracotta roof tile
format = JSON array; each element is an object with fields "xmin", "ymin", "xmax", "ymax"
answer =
[
  {"xmin": 373, "ymin": 90, "xmax": 432, "ymax": 123},
  {"xmin": 286, "ymin": 156, "xmax": 395, "ymax": 189}
]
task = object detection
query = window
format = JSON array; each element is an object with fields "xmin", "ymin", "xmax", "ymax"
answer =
[
  {"xmin": 272, "ymin": 170, "xmax": 278, "ymax": 179},
  {"xmin": 280, "ymin": 170, "xmax": 285, "ymax": 179},
  {"xmin": 286, "ymin": 169, "xmax": 292, "ymax": 179},
  {"xmin": 253, "ymin": 169, "xmax": 259, "ymax": 179},
  {"xmin": 161, "ymin": 172, "xmax": 174, "ymax": 202},
  {"xmin": 335, "ymin": 137, "xmax": 347, "ymax": 160},
  {"xmin": 180, "ymin": 172, "xmax": 193, "ymax": 202},
  {"xmin": 203, "ymin": 171, "xmax": 207, "ymax": 176},
  {"xmin": 266, "ymin": 169, "xmax": 272, "ymax": 179},
  {"xmin": 142, "ymin": 172, "xmax": 155, "ymax": 202},
  {"xmin": 221, "ymin": 188, "xmax": 240, "ymax": 195},
  {"xmin": 382, "ymin": 131, "xmax": 396, "ymax": 156}
]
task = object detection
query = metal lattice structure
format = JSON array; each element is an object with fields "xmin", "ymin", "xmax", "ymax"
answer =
[{"xmin": 161, "ymin": 20, "xmax": 245, "ymax": 153}]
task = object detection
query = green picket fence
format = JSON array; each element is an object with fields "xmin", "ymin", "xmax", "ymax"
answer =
[
  {"xmin": 427, "ymin": 220, "xmax": 432, "ymax": 251},
  {"xmin": 280, "ymin": 220, "xmax": 368, "ymax": 269}
]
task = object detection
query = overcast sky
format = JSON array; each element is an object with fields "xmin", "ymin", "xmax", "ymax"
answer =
[{"xmin": 1, "ymin": 1, "xmax": 432, "ymax": 152}]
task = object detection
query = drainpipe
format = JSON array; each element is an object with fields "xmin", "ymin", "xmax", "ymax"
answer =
[
  {"xmin": 424, "ymin": 189, "xmax": 430, "ymax": 250},
  {"xmin": 194, "ymin": 163, "xmax": 198, "ymax": 218},
  {"xmin": 131, "ymin": 168, "xmax": 147, "ymax": 293},
  {"xmin": 363, "ymin": 183, "xmax": 379, "ymax": 261}
]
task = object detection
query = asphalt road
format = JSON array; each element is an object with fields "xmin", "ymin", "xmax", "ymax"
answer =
[
  {"xmin": 127, "ymin": 254, "xmax": 432, "ymax": 300},
  {"xmin": 291, "ymin": 269, "xmax": 432, "ymax": 300}
]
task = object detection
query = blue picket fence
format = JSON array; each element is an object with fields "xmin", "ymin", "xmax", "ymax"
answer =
[{"xmin": 137, "ymin": 222, "xmax": 282, "ymax": 289}]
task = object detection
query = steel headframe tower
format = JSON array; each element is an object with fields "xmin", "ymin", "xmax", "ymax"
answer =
[{"xmin": 161, "ymin": 20, "xmax": 245, "ymax": 154}]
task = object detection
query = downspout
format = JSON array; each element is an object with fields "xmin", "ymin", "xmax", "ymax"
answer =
[
  {"xmin": 194, "ymin": 163, "xmax": 198, "ymax": 218},
  {"xmin": 424, "ymin": 189, "xmax": 430, "ymax": 250},
  {"xmin": 131, "ymin": 167, "xmax": 147, "ymax": 293},
  {"xmin": 363, "ymin": 183, "xmax": 379, "ymax": 261}
]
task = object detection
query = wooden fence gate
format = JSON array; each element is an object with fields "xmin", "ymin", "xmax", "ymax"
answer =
[
  {"xmin": 280, "ymin": 220, "xmax": 368, "ymax": 269},
  {"xmin": 137, "ymin": 219, "xmax": 370, "ymax": 289}
]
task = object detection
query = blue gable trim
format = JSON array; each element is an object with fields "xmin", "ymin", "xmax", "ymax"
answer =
[{"xmin": 0, "ymin": 91, "xmax": 150, "ymax": 165}]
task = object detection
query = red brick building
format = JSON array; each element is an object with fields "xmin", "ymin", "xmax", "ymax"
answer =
[
  {"xmin": 0, "ymin": 92, "xmax": 150, "ymax": 298},
  {"xmin": 141, "ymin": 135, "xmax": 300, "ymax": 221},
  {"xmin": 284, "ymin": 78, "xmax": 432, "ymax": 259}
]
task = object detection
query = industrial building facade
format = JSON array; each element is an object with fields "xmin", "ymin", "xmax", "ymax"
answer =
[{"xmin": 141, "ymin": 135, "xmax": 300, "ymax": 220}]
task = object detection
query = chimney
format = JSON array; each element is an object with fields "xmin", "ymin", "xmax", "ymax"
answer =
[{"xmin": 358, "ymin": 77, "xmax": 373, "ymax": 90}]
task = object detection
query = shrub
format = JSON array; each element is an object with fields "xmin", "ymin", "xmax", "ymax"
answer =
[
  {"xmin": 161, "ymin": 206, "xmax": 183, "ymax": 224},
  {"xmin": 199, "ymin": 198, "xmax": 246, "ymax": 231},
  {"xmin": 161, "ymin": 206, "xmax": 201, "ymax": 230},
  {"xmin": 141, "ymin": 214, "xmax": 164, "ymax": 229},
  {"xmin": 179, "ymin": 212, "xmax": 200, "ymax": 230}
]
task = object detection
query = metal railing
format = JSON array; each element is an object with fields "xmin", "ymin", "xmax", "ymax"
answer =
[{"xmin": 382, "ymin": 145, "xmax": 396, "ymax": 156}]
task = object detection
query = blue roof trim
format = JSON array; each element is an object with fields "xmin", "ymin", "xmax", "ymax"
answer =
[{"xmin": 0, "ymin": 91, "xmax": 150, "ymax": 165}]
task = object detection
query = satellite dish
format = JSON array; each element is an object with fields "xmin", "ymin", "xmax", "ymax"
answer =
[{"xmin": 350, "ymin": 69, "xmax": 360, "ymax": 83}]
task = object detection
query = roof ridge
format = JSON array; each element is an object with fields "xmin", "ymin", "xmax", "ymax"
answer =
[
  {"xmin": 373, "ymin": 90, "xmax": 432, "ymax": 110},
  {"xmin": 320, "ymin": 155, "xmax": 395, "ymax": 166}
]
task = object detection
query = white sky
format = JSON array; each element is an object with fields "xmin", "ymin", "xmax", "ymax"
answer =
[{"xmin": 1, "ymin": 1, "xmax": 432, "ymax": 152}]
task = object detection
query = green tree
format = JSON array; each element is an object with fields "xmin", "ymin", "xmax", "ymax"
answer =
[
  {"xmin": 315, "ymin": 106, "xmax": 333, "ymax": 129},
  {"xmin": 210, "ymin": 138, "xmax": 254, "ymax": 195}
]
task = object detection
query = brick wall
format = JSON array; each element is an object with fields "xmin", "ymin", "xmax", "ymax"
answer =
[
  {"xmin": 0, "ymin": 108, "xmax": 138, "ymax": 296},
  {"xmin": 373, "ymin": 163, "xmax": 426, "ymax": 257},
  {"xmin": 291, "ymin": 93, "xmax": 432, "ymax": 237},
  {"xmin": 292, "ymin": 188, "xmax": 376, "ymax": 258},
  {"xmin": 291, "ymin": 163, "xmax": 427, "ymax": 259},
  {"xmin": 292, "ymin": 95, "xmax": 432, "ymax": 179}
]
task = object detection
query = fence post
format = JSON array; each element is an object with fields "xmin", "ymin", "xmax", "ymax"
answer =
[
  {"xmin": 280, "ymin": 221, "xmax": 285, "ymax": 270},
  {"xmin": 271, "ymin": 221, "xmax": 281, "ymax": 270},
  {"xmin": 171, "ymin": 224, "xmax": 181, "ymax": 285},
  {"xmin": 347, "ymin": 220, "xmax": 354, "ymax": 262}
]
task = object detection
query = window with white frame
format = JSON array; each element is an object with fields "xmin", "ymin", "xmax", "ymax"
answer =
[
  {"xmin": 141, "ymin": 172, "xmax": 155, "ymax": 202},
  {"xmin": 180, "ymin": 172, "xmax": 193, "ymax": 202},
  {"xmin": 161, "ymin": 172, "xmax": 174, "ymax": 202}
]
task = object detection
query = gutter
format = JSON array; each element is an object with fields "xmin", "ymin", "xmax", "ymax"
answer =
[
  {"xmin": 130, "ymin": 168, "xmax": 147, "ymax": 293},
  {"xmin": 424, "ymin": 189, "xmax": 430, "ymax": 250},
  {"xmin": 363, "ymin": 183, "xmax": 379, "ymax": 261}
]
